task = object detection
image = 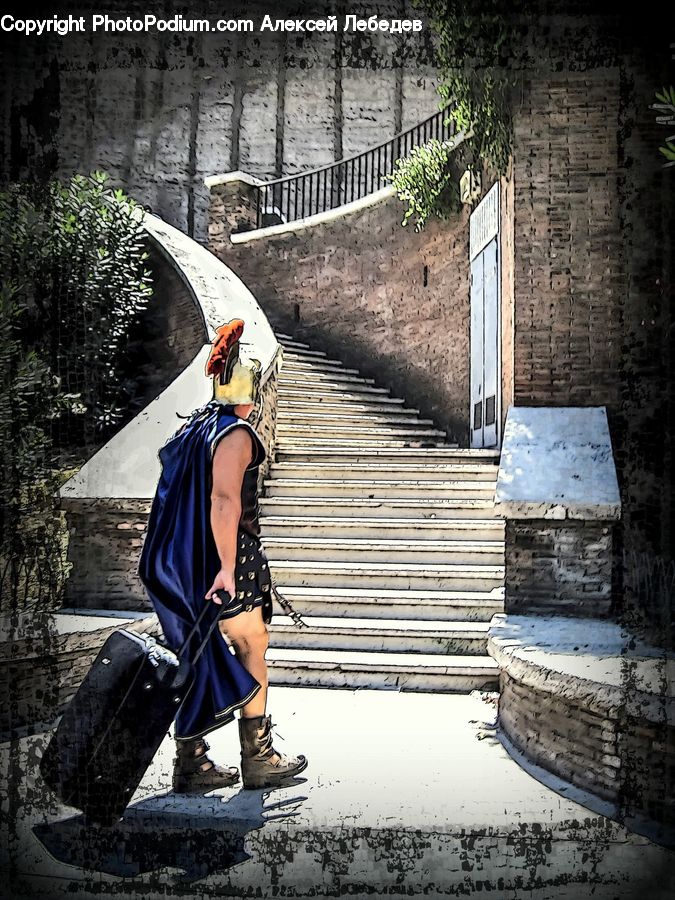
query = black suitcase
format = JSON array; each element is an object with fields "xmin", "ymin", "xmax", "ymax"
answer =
[{"xmin": 39, "ymin": 593, "xmax": 229, "ymax": 826}]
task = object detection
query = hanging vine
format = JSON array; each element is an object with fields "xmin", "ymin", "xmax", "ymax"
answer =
[{"xmin": 390, "ymin": 1, "xmax": 524, "ymax": 229}]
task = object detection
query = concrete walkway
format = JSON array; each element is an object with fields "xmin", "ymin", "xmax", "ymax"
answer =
[{"xmin": 2, "ymin": 688, "xmax": 673, "ymax": 899}]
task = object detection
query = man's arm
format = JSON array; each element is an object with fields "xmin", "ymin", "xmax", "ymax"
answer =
[{"xmin": 205, "ymin": 427, "xmax": 254, "ymax": 604}]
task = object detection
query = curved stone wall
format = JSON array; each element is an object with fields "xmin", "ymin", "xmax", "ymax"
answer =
[
  {"xmin": 59, "ymin": 210, "xmax": 281, "ymax": 611},
  {"xmin": 207, "ymin": 178, "xmax": 475, "ymax": 444},
  {"xmin": 488, "ymin": 614, "xmax": 675, "ymax": 836}
]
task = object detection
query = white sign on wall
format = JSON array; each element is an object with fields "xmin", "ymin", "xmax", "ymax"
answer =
[{"xmin": 469, "ymin": 182, "xmax": 500, "ymax": 261}]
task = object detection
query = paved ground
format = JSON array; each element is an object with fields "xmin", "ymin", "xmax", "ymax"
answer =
[{"xmin": 2, "ymin": 687, "xmax": 674, "ymax": 899}]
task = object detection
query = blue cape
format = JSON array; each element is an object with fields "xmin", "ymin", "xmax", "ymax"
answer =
[{"xmin": 138, "ymin": 399, "xmax": 266, "ymax": 740}]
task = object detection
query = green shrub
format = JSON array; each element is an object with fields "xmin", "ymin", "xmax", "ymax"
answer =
[
  {"xmin": 386, "ymin": 138, "xmax": 462, "ymax": 231},
  {"xmin": 0, "ymin": 172, "xmax": 153, "ymax": 612},
  {"xmin": 0, "ymin": 282, "xmax": 74, "ymax": 612},
  {"xmin": 652, "ymin": 85, "xmax": 675, "ymax": 167},
  {"xmin": 0, "ymin": 171, "xmax": 153, "ymax": 443}
]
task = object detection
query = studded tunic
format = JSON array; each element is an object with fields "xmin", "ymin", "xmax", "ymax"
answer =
[{"xmin": 138, "ymin": 399, "xmax": 272, "ymax": 741}]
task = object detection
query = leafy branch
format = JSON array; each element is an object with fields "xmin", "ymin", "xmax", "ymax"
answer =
[
  {"xmin": 386, "ymin": 137, "xmax": 462, "ymax": 231},
  {"xmin": 652, "ymin": 85, "xmax": 675, "ymax": 167}
]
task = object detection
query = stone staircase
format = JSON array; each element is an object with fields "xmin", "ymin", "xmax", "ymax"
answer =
[{"xmin": 262, "ymin": 333, "xmax": 505, "ymax": 693}]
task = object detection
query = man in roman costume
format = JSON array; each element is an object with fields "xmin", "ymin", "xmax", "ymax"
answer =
[{"xmin": 138, "ymin": 319, "xmax": 307, "ymax": 791}]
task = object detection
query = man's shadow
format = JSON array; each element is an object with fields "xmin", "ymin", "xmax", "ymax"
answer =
[{"xmin": 33, "ymin": 780, "xmax": 308, "ymax": 882}]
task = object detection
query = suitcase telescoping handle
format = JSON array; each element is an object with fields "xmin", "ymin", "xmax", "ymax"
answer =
[{"xmin": 177, "ymin": 591, "xmax": 232, "ymax": 665}]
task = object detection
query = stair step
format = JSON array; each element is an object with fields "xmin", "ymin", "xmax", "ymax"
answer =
[
  {"xmin": 276, "ymin": 448, "xmax": 494, "ymax": 463},
  {"xmin": 282, "ymin": 360, "xmax": 361, "ymax": 375},
  {"xmin": 277, "ymin": 388, "xmax": 410, "ymax": 415},
  {"xmin": 273, "ymin": 585, "xmax": 504, "ymax": 621},
  {"xmin": 260, "ymin": 515, "xmax": 505, "ymax": 541},
  {"xmin": 278, "ymin": 369, "xmax": 376, "ymax": 384},
  {"xmin": 279, "ymin": 347, "xmax": 329, "ymax": 359},
  {"xmin": 266, "ymin": 648, "xmax": 499, "ymax": 692},
  {"xmin": 275, "ymin": 438, "xmax": 450, "ymax": 449},
  {"xmin": 269, "ymin": 559, "xmax": 504, "ymax": 590},
  {"xmin": 277, "ymin": 387, "xmax": 405, "ymax": 409},
  {"xmin": 278, "ymin": 339, "xmax": 315, "ymax": 351},
  {"xmin": 262, "ymin": 536, "xmax": 505, "ymax": 564},
  {"xmin": 281, "ymin": 355, "xmax": 359, "ymax": 370},
  {"xmin": 269, "ymin": 616, "xmax": 490, "ymax": 654},
  {"xmin": 277, "ymin": 400, "xmax": 420, "ymax": 414},
  {"xmin": 276, "ymin": 412, "xmax": 434, "ymax": 426},
  {"xmin": 264, "ymin": 478, "xmax": 495, "ymax": 499},
  {"xmin": 279, "ymin": 380, "xmax": 391, "ymax": 395},
  {"xmin": 260, "ymin": 496, "xmax": 499, "ymax": 519},
  {"xmin": 270, "ymin": 331, "xmax": 505, "ymax": 689},
  {"xmin": 277, "ymin": 425, "xmax": 447, "ymax": 438},
  {"xmin": 269, "ymin": 462, "xmax": 499, "ymax": 481}
]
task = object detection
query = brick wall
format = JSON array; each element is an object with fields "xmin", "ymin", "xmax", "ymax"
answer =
[
  {"xmin": 209, "ymin": 187, "xmax": 473, "ymax": 443},
  {"xmin": 499, "ymin": 670, "xmax": 675, "ymax": 827},
  {"xmin": 510, "ymin": 54, "xmax": 675, "ymax": 634},
  {"xmin": 512, "ymin": 70, "xmax": 623, "ymax": 410},
  {"xmin": 504, "ymin": 520, "xmax": 615, "ymax": 618}
]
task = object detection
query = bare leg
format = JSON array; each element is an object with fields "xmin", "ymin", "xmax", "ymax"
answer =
[{"xmin": 219, "ymin": 607, "xmax": 281, "ymax": 762}]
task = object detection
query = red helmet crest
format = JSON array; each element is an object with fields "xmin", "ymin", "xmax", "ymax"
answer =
[{"xmin": 205, "ymin": 319, "xmax": 245, "ymax": 378}]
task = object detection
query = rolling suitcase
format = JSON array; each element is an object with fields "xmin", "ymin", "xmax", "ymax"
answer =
[{"xmin": 39, "ymin": 592, "xmax": 230, "ymax": 826}]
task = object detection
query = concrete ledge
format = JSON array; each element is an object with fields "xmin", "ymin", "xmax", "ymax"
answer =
[
  {"xmin": 488, "ymin": 613, "xmax": 675, "ymax": 828},
  {"xmin": 203, "ymin": 171, "xmax": 264, "ymax": 190},
  {"xmin": 230, "ymin": 187, "xmax": 397, "ymax": 243},
  {"xmin": 488, "ymin": 614, "xmax": 675, "ymax": 724},
  {"xmin": 495, "ymin": 407, "xmax": 621, "ymax": 520}
]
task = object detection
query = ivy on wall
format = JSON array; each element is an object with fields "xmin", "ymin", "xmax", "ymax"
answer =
[
  {"xmin": 389, "ymin": 0, "xmax": 523, "ymax": 229},
  {"xmin": 386, "ymin": 137, "xmax": 462, "ymax": 231}
]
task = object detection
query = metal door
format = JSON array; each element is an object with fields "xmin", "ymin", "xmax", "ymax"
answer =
[{"xmin": 470, "ymin": 235, "xmax": 500, "ymax": 448}]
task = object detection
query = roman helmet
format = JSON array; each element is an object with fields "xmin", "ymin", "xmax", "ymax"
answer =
[{"xmin": 205, "ymin": 318, "xmax": 262, "ymax": 406}]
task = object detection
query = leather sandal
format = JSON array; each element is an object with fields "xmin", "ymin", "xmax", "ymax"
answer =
[
  {"xmin": 172, "ymin": 737, "xmax": 240, "ymax": 793},
  {"xmin": 238, "ymin": 714, "xmax": 308, "ymax": 789}
]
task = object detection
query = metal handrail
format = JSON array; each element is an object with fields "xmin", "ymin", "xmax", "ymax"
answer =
[{"xmin": 254, "ymin": 107, "xmax": 455, "ymax": 229}]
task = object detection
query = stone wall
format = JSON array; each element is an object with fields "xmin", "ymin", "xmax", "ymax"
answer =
[
  {"xmin": 63, "ymin": 499, "xmax": 152, "ymax": 611},
  {"xmin": 209, "ymin": 186, "xmax": 473, "ymax": 443},
  {"xmin": 499, "ymin": 670, "xmax": 675, "ymax": 828},
  {"xmin": 1, "ymin": 0, "xmax": 440, "ymax": 243},
  {"xmin": 122, "ymin": 240, "xmax": 208, "ymax": 418},
  {"xmin": 489, "ymin": 614, "xmax": 675, "ymax": 831},
  {"xmin": 504, "ymin": 520, "xmax": 615, "ymax": 618}
]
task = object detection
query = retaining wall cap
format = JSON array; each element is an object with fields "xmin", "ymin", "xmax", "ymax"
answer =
[
  {"xmin": 231, "ymin": 186, "xmax": 397, "ymax": 243},
  {"xmin": 487, "ymin": 613, "xmax": 675, "ymax": 724},
  {"xmin": 59, "ymin": 212, "xmax": 278, "ymax": 501},
  {"xmin": 494, "ymin": 406, "xmax": 621, "ymax": 520},
  {"xmin": 203, "ymin": 171, "xmax": 264, "ymax": 189}
]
